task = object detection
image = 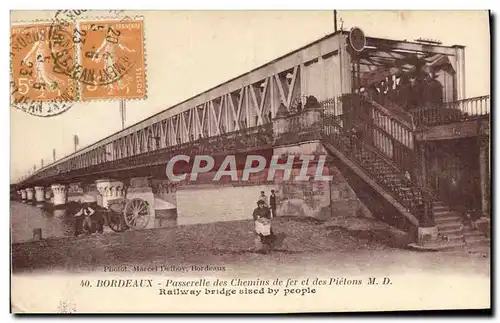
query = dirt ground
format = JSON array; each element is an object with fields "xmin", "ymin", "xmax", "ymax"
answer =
[{"xmin": 11, "ymin": 217, "xmax": 490, "ymax": 280}]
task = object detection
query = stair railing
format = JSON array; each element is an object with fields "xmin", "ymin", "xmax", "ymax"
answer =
[
  {"xmin": 321, "ymin": 113, "xmax": 425, "ymax": 219},
  {"xmin": 337, "ymin": 94, "xmax": 418, "ymax": 175}
]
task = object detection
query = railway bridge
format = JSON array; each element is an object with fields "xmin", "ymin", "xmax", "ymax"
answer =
[{"xmin": 14, "ymin": 29, "xmax": 490, "ymax": 248}]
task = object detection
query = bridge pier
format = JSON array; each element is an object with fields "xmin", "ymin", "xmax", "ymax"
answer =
[
  {"xmin": 25, "ymin": 188, "xmax": 34, "ymax": 203},
  {"xmin": 479, "ymin": 136, "xmax": 490, "ymax": 218},
  {"xmin": 96, "ymin": 179, "xmax": 125, "ymax": 208},
  {"xmin": 44, "ymin": 188, "xmax": 52, "ymax": 201},
  {"xmin": 151, "ymin": 179, "xmax": 178, "ymax": 227},
  {"xmin": 20, "ymin": 189, "xmax": 27, "ymax": 203},
  {"xmin": 83, "ymin": 183, "xmax": 102, "ymax": 206},
  {"xmin": 34, "ymin": 186, "xmax": 45, "ymax": 207},
  {"xmin": 51, "ymin": 184, "xmax": 67, "ymax": 207}
]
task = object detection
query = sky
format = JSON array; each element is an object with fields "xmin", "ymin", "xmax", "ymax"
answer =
[{"xmin": 9, "ymin": 10, "xmax": 490, "ymax": 183}]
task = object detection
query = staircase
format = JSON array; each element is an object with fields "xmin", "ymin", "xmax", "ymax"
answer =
[
  {"xmin": 463, "ymin": 225, "xmax": 490, "ymax": 255},
  {"xmin": 318, "ymin": 94, "xmax": 490, "ymax": 251},
  {"xmin": 321, "ymin": 114, "xmax": 423, "ymax": 230},
  {"xmin": 433, "ymin": 201, "xmax": 490, "ymax": 253}
]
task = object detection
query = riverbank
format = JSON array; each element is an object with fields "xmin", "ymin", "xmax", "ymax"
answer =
[{"xmin": 12, "ymin": 216, "xmax": 489, "ymax": 275}]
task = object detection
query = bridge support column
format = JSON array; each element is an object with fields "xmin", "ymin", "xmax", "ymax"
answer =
[
  {"xmin": 45, "ymin": 189, "xmax": 51, "ymax": 200},
  {"xmin": 273, "ymin": 103, "xmax": 290, "ymax": 137},
  {"xmin": 20, "ymin": 189, "xmax": 27, "ymax": 202},
  {"xmin": 83, "ymin": 183, "xmax": 102, "ymax": 207},
  {"xmin": 96, "ymin": 179, "xmax": 125, "ymax": 208},
  {"xmin": 34, "ymin": 186, "xmax": 45, "ymax": 206},
  {"xmin": 453, "ymin": 45, "xmax": 466, "ymax": 100},
  {"xmin": 479, "ymin": 136, "xmax": 490, "ymax": 218},
  {"xmin": 416, "ymin": 143, "xmax": 438, "ymax": 243},
  {"xmin": 51, "ymin": 184, "xmax": 67, "ymax": 207},
  {"xmin": 272, "ymin": 142, "xmax": 352, "ymax": 220},
  {"xmin": 25, "ymin": 188, "xmax": 34, "ymax": 203},
  {"xmin": 151, "ymin": 179, "xmax": 178, "ymax": 228},
  {"xmin": 301, "ymin": 96, "xmax": 323, "ymax": 127}
]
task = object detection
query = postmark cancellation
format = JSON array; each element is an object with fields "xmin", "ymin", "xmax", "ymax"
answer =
[
  {"xmin": 10, "ymin": 15, "xmax": 146, "ymax": 116},
  {"xmin": 78, "ymin": 19, "xmax": 146, "ymax": 101}
]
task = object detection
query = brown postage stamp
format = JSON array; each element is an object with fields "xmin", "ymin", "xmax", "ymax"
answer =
[
  {"xmin": 10, "ymin": 15, "xmax": 146, "ymax": 116},
  {"xmin": 78, "ymin": 19, "xmax": 146, "ymax": 100},
  {"xmin": 11, "ymin": 23, "xmax": 78, "ymax": 103},
  {"xmin": 10, "ymin": 22, "xmax": 78, "ymax": 116}
]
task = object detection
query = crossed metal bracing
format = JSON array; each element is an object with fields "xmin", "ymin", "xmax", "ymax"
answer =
[
  {"xmin": 25, "ymin": 65, "xmax": 301, "ymax": 184},
  {"xmin": 20, "ymin": 34, "xmax": 463, "ymax": 186},
  {"xmin": 357, "ymin": 46, "xmax": 453, "ymax": 86}
]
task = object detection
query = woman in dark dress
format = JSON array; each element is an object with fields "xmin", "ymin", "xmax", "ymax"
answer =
[{"xmin": 252, "ymin": 200, "xmax": 273, "ymax": 253}]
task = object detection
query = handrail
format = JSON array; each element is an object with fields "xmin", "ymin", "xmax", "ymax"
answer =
[
  {"xmin": 323, "ymin": 113, "xmax": 439, "ymax": 203},
  {"xmin": 409, "ymin": 95, "xmax": 490, "ymax": 127},
  {"xmin": 330, "ymin": 95, "xmax": 417, "ymax": 171},
  {"xmin": 363, "ymin": 96, "xmax": 415, "ymax": 130},
  {"xmin": 322, "ymin": 114, "xmax": 411, "ymax": 178},
  {"xmin": 321, "ymin": 114, "xmax": 425, "ymax": 220}
]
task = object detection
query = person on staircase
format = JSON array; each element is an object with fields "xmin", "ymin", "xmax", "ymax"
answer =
[{"xmin": 349, "ymin": 119, "xmax": 364, "ymax": 158}]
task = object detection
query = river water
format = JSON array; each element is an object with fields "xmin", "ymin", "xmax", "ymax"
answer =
[{"xmin": 11, "ymin": 184, "xmax": 275, "ymax": 243}]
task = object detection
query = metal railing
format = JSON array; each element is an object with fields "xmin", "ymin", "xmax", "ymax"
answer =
[
  {"xmin": 321, "ymin": 114, "xmax": 426, "ymax": 221},
  {"xmin": 361, "ymin": 91, "xmax": 416, "ymax": 128},
  {"xmin": 409, "ymin": 95, "xmax": 490, "ymax": 127},
  {"xmin": 330, "ymin": 94, "xmax": 417, "ymax": 173},
  {"xmin": 22, "ymin": 124, "xmax": 274, "ymax": 185}
]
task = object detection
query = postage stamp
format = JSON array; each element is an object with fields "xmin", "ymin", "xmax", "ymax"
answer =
[
  {"xmin": 78, "ymin": 19, "xmax": 146, "ymax": 100},
  {"xmin": 10, "ymin": 23, "xmax": 78, "ymax": 115},
  {"xmin": 10, "ymin": 14, "xmax": 146, "ymax": 117}
]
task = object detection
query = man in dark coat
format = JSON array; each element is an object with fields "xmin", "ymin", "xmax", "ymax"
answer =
[
  {"xmin": 269, "ymin": 190, "xmax": 277, "ymax": 218},
  {"xmin": 404, "ymin": 75, "xmax": 422, "ymax": 110},
  {"xmin": 74, "ymin": 202, "xmax": 104, "ymax": 236}
]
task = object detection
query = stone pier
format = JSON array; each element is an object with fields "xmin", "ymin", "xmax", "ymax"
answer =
[
  {"xmin": 34, "ymin": 186, "xmax": 45, "ymax": 206},
  {"xmin": 51, "ymin": 184, "xmax": 67, "ymax": 207},
  {"xmin": 44, "ymin": 188, "xmax": 51, "ymax": 200},
  {"xmin": 20, "ymin": 189, "xmax": 27, "ymax": 203},
  {"xmin": 83, "ymin": 183, "xmax": 102, "ymax": 206},
  {"xmin": 25, "ymin": 188, "xmax": 34, "ymax": 203},
  {"xmin": 151, "ymin": 179, "xmax": 178, "ymax": 227},
  {"xmin": 479, "ymin": 136, "xmax": 490, "ymax": 218},
  {"xmin": 271, "ymin": 98, "xmax": 372, "ymax": 221},
  {"xmin": 96, "ymin": 179, "xmax": 125, "ymax": 208}
]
